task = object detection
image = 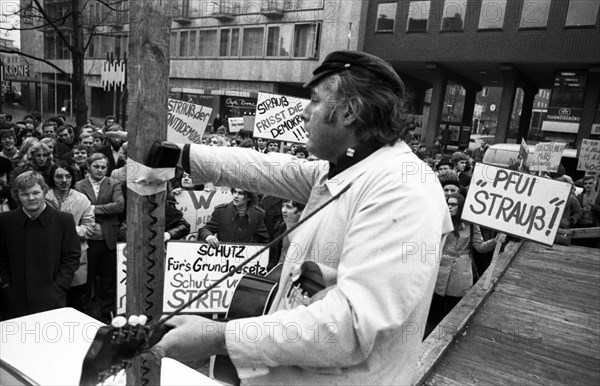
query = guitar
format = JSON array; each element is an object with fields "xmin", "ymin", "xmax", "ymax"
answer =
[
  {"xmin": 210, "ymin": 262, "xmax": 326, "ymax": 386},
  {"xmin": 79, "ymin": 322, "xmax": 173, "ymax": 386}
]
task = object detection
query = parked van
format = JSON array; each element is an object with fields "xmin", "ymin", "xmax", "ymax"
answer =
[{"xmin": 482, "ymin": 143, "xmax": 584, "ymax": 183}]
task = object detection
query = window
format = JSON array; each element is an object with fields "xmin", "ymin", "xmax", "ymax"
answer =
[
  {"xmin": 565, "ymin": 0, "xmax": 600, "ymax": 27},
  {"xmin": 179, "ymin": 31, "xmax": 189, "ymax": 57},
  {"xmin": 198, "ymin": 30, "xmax": 218, "ymax": 57},
  {"xmin": 170, "ymin": 32, "xmax": 178, "ymax": 57},
  {"xmin": 520, "ymin": 0, "xmax": 551, "ymax": 28},
  {"xmin": 407, "ymin": 1, "xmax": 431, "ymax": 32},
  {"xmin": 293, "ymin": 23, "xmax": 320, "ymax": 58},
  {"xmin": 219, "ymin": 28, "xmax": 240, "ymax": 57},
  {"xmin": 376, "ymin": 3, "xmax": 397, "ymax": 32},
  {"xmin": 481, "ymin": 87, "xmax": 488, "ymax": 97},
  {"xmin": 242, "ymin": 27, "xmax": 264, "ymax": 57},
  {"xmin": 266, "ymin": 24, "xmax": 292, "ymax": 57},
  {"xmin": 441, "ymin": 0, "xmax": 467, "ymax": 31},
  {"xmin": 189, "ymin": 31, "xmax": 197, "ymax": 57},
  {"xmin": 479, "ymin": 0, "xmax": 507, "ymax": 29}
]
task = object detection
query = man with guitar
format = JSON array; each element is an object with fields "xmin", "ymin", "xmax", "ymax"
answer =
[{"xmin": 125, "ymin": 51, "xmax": 453, "ymax": 385}]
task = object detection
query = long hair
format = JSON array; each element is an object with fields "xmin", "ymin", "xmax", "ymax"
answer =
[
  {"xmin": 48, "ymin": 161, "xmax": 77, "ymax": 190},
  {"xmin": 319, "ymin": 71, "xmax": 410, "ymax": 147},
  {"xmin": 447, "ymin": 192, "xmax": 466, "ymax": 235}
]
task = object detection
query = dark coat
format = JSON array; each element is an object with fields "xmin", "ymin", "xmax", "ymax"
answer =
[
  {"xmin": 97, "ymin": 144, "xmax": 125, "ymax": 176},
  {"xmin": 75, "ymin": 177, "xmax": 124, "ymax": 250},
  {"xmin": 0, "ymin": 206, "xmax": 80, "ymax": 319},
  {"xmin": 198, "ymin": 202, "xmax": 269, "ymax": 244}
]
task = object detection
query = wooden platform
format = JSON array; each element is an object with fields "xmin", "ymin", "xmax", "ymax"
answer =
[{"xmin": 416, "ymin": 241, "xmax": 600, "ymax": 386}]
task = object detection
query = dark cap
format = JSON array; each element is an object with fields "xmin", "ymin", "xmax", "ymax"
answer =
[
  {"xmin": 452, "ymin": 152, "xmax": 469, "ymax": 162},
  {"xmin": 303, "ymin": 50, "xmax": 404, "ymax": 93},
  {"xmin": 436, "ymin": 157, "xmax": 453, "ymax": 170}
]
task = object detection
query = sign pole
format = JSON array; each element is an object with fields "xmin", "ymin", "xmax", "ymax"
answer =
[{"xmin": 483, "ymin": 233, "xmax": 504, "ymax": 290}]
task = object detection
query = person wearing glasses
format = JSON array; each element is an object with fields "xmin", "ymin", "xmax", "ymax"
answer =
[
  {"xmin": 75, "ymin": 153, "xmax": 124, "ymax": 322},
  {"xmin": 427, "ymin": 193, "xmax": 505, "ymax": 334}
]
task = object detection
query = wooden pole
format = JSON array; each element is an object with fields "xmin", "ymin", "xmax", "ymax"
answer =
[
  {"xmin": 126, "ymin": 1, "xmax": 171, "ymax": 384},
  {"xmin": 483, "ymin": 233, "xmax": 504, "ymax": 290}
]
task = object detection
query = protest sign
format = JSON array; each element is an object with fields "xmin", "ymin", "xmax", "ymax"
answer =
[
  {"xmin": 167, "ymin": 98, "xmax": 213, "ymax": 144},
  {"xmin": 116, "ymin": 243, "xmax": 127, "ymax": 314},
  {"xmin": 253, "ymin": 92, "xmax": 309, "ymax": 143},
  {"xmin": 462, "ymin": 164, "xmax": 571, "ymax": 245},
  {"xmin": 529, "ymin": 142, "xmax": 565, "ymax": 173},
  {"xmin": 519, "ymin": 138, "xmax": 528, "ymax": 167},
  {"xmin": 163, "ymin": 241, "xmax": 270, "ymax": 313},
  {"xmin": 174, "ymin": 187, "xmax": 232, "ymax": 237},
  {"xmin": 228, "ymin": 117, "xmax": 245, "ymax": 133},
  {"xmin": 577, "ymin": 139, "xmax": 600, "ymax": 173}
]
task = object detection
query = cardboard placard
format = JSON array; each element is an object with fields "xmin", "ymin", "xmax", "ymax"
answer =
[
  {"xmin": 228, "ymin": 117, "xmax": 245, "ymax": 133},
  {"xmin": 577, "ymin": 139, "xmax": 600, "ymax": 173},
  {"xmin": 167, "ymin": 98, "xmax": 213, "ymax": 144},
  {"xmin": 116, "ymin": 242, "xmax": 127, "ymax": 314},
  {"xmin": 462, "ymin": 164, "xmax": 571, "ymax": 246},
  {"xmin": 163, "ymin": 241, "xmax": 270, "ymax": 313},
  {"xmin": 529, "ymin": 142, "xmax": 566, "ymax": 173},
  {"xmin": 253, "ymin": 92, "xmax": 309, "ymax": 143},
  {"xmin": 173, "ymin": 187, "xmax": 233, "ymax": 237}
]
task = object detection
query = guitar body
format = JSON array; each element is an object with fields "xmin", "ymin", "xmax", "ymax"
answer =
[{"xmin": 210, "ymin": 264, "xmax": 282, "ymax": 385}]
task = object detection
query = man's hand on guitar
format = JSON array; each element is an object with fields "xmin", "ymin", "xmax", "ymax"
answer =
[{"xmin": 149, "ymin": 315, "xmax": 227, "ymax": 369}]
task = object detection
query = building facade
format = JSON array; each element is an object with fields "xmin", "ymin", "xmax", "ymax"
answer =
[
  {"xmin": 364, "ymin": 0, "xmax": 600, "ymax": 149},
  {"xmin": 19, "ymin": 0, "xmax": 368, "ymax": 130}
]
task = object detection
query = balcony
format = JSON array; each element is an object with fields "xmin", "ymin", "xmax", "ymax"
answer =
[
  {"xmin": 209, "ymin": 3, "xmax": 235, "ymax": 21},
  {"xmin": 260, "ymin": 0, "xmax": 285, "ymax": 18},
  {"xmin": 171, "ymin": 0, "xmax": 191, "ymax": 24}
]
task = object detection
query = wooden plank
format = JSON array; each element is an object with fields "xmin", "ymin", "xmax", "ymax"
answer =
[
  {"xmin": 502, "ymin": 263, "xmax": 600, "ymax": 288},
  {"xmin": 431, "ymin": 342, "xmax": 549, "ymax": 386},
  {"xmin": 424, "ymin": 372, "xmax": 467, "ymax": 386},
  {"xmin": 443, "ymin": 332, "xmax": 600, "ymax": 384},
  {"xmin": 494, "ymin": 281, "xmax": 600, "ymax": 315},
  {"xmin": 571, "ymin": 227, "xmax": 600, "ymax": 239},
  {"xmin": 411, "ymin": 241, "xmax": 524, "ymax": 385},
  {"xmin": 471, "ymin": 298, "xmax": 600, "ymax": 362}
]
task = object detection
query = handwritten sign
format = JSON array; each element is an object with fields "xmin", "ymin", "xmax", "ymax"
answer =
[
  {"xmin": 253, "ymin": 92, "xmax": 309, "ymax": 143},
  {"xmin": 577, "ymin": 139, "xmax": 600, "ymax": 172},
  {"xmin": 163, "ymin": 241, "xmax": 270, "ymax": 313},
  {"xmin": 529, "ymin": 142, "xmax": 566, "ymax": 173},
  {"xmin": 167, "ymin": 98, "xmax": 213, "ymax": 144},
  {"xmin": 463, "ymin": 164, "xmax": 571, "ymax": 245},
  {"xmin": 116, "ymin": 243, "xmax": 127, "ymax": 314},
  {"xmin": 228, "ymin": 117, "xmax": 245, "ymax": 133},
  {"xmin": 174, "ymin": 187, "xmax": 232, "ymax": 237}
]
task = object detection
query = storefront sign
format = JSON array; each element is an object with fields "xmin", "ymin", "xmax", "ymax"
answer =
[{"xmin": 1, "ymin": 63, "xmax": 30, "ymax": 80}]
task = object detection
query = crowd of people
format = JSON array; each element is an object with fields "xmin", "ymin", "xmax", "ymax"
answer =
[{"xmin": 1, "ymin": 49, "xmax": 599, "ymax": 384}]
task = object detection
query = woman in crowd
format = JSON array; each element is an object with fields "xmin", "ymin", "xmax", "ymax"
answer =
[
  {"xmin": 10, "ymin": 141, "xmax": 54, "ymax": 184},
  {"xmin": 268, "ymin": 200, "xmax": 305, "ymax": 269},
  {"xmin": 45, "ymin": 161, "xmax": 95, "ymax": 311},
  {"xmin": 427, "ymin": 193, "xmax": 505, "ymax": 334},
  {"xmin": 198, "ymin": 188, "xmax": 269, "ymax": 248}
]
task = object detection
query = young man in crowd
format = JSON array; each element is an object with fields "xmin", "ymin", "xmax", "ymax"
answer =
[
  {"xmin": 0, "ymin": 171, "xmax": 80, "ymax": 319},
  {"xmin": 136, "ymin": 51, "xmax": 452, "ymax": 385}
]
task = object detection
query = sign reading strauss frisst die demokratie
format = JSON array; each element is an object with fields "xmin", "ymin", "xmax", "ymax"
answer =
[{"xmin": 462, "ymin": 164, "xmax": 571, "ymax": 246}]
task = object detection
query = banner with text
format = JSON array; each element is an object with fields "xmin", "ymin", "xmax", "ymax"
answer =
[
  {"xmin": 577, "ymin": 139, "xmax": 600, "ymax": 173},
  {"xmin": 253, "ymin": 92, "xmax": 309, "ymax": 143},
  {"xmin": 116, "ymin": 243, "xmax": 127, "ymax": 314},
  {"xmin": 228, "ymin": 117, "xmax": 245, "ymax": 133},
  {"xmin": 167, "ymin": 98, "xmax": 213, "ymax": 144},
  {"xmin": 174, "ymin": 187, "xmax": 232, "ymax": 238},
  {"xmin": 529, "ymin": 142, "xmax": 565, "ymax": 173},
  {"xmin": 462, "ymin": 164, "xmax": 571, "ymax": 245},
  {"xmin": 163, "ymin": 241, "xmax": 270, "ymax": 313}
]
